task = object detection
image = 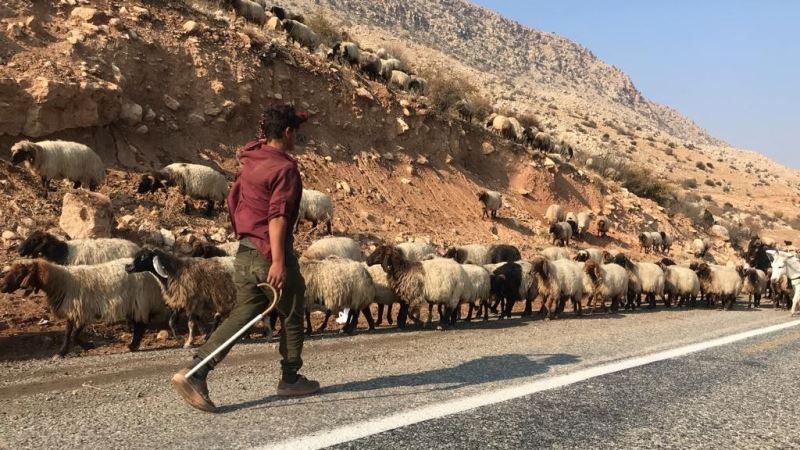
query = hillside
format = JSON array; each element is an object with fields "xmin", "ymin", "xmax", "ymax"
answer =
[{"xmin": 0, "ymin": 0, "xmax": 793, "ymax": 358}]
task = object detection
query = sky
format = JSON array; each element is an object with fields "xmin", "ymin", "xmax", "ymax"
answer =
[{"xmin": 471, "ymin": 0, "xmax": 800, "ymax": 168}]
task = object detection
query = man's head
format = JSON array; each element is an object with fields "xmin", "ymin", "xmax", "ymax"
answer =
[{"xmin": 258, "ymin": 104, "xmax": 308, "ymax": 150}]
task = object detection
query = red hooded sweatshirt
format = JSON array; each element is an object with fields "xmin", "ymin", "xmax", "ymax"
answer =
[{"xmin": 227, "ymin": 140, "xmax": 302, "ymax": 259}]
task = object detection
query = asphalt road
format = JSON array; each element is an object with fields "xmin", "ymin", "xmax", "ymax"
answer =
[{"xmin": 0, "ymin": 306, "xmax": 798, "ymax": 449}]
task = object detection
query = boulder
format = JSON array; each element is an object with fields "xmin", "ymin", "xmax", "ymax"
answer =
[
  {"xmin": 396, "ymin": 118, "xmax": 409, "ymax": 134},
  {"xmin": 163, "ymin": 94, "xmax": 180, "ymax": 111},
  {"xmin": 182, "ymin": 20, "xmax": 201, "ymax": 35},
  {"xmin": 119, "ymin": 101, "xmax": 143, "ymax": 125},
  {"xmin": 710, "ymin": 224, "xmax": 730, "ymax": 242},
  {"xmin": 70, "ymin": 7, "xmax": 99, "ymax": 22},
  {"xmin": 59, "ymin": 191, "xmax": 113, "ymax": 239}
]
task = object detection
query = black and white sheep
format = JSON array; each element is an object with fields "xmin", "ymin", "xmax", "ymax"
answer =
[
  {"xmin": 693, "ymin": 263, "xmax": 742, "ymax": 310},
  {"xmin": 444, "ymin": 244, "xmax": 489, "ymax": 265},
  {"xmin": 660, "ymin": 232, "xmax": 673, "ymax": 254},
  {"xmin": 10, "ymin": 140, "xmax": 105, "ymax": 194},
  {"xmin": 230, "ymin": 0, "xmax": 266, "ymax": 27},
  {"xmin": 583, "ymin": 260, "xmax": 629, "ymax": 313},
  {"xmin": 302, "ymin": 237, "xmax": 363, "ymax": 261},
  {"xmin": 738, "ymin": 267, "xmax": 767, "ymax": 308},
  {"xmin": 331, "ymin": 41, "xmax": 360, "ymax": 66},
  {"xmin": 478, "ymin": 190, "xmax": 502, "ymax": 220},
  {"xmin": 283, "ymin": 19, "xmax": 319, "ymax": 49},
  {"xmin": 461, "ymin": 264, "xmax": 492, "ymax": 321},
  {"xmin": 125, "ymin": 248, "xmax": 235, "ymax": 348},
  {"xmin": 366, "ymin": 263, "xmax": 399, "ymax": 327},
  {"xmin": 19, "ymin": 231, "xmax": 140, "ymax": 265},
  {"xmin": 1, "ymin": 258, "xmax": 167, "ymax": 357},
  {"xmin": 576, "ymin": 212, "xmax": 593, "ymax": 239},
  {"xmin": 545, "ymin": 204, "xmax": 566, "ymax": 225},
  {"xmin": 638, "ymin": 232, "xmax": 664, "ymax": 254},
  {"xmin": 366, "ymin": 245, "xmax": 467, "ymax": 329},
  {"xmin": 488, "ymin": 245, "xmax": 522, "ymax": 264},
  {"xmin": 137, "ymin": 163, "xmax": 229, "ymax": 216},
  {"xmin": 358, "ymin": 51, "xmax": 383, "ymax": 80},
  {"xmin": 301, "ymin": 256, "xmax": 376, "ymax": 335},
  {"xmin": 574, "ymin": 248, "xmax": 605, "ymax": 265},
  {"xmin": 269, "ymin": 6, "xmax": 303, "ymax": 22},
  {"xmin": 550, "ymin": 222, "xmax": 573, "ymax": 247},
  {"xmin": 297, "ymin": 189, "xmax": 333, "ymax": 235},
  {"xmin": 389, "ymin": 70, "xmax": 412, "ymax": 91}
]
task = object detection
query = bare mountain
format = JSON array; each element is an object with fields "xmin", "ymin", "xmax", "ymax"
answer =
[{"xmin": 295, "ymin": 0, "xmax": 723, "ymax": 146}]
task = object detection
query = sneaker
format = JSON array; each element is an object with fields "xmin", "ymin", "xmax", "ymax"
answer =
[
  {"xmin": 171, "ymin": 368, "xmax": 217, "ymax": 413},
  {"xmin": 276, "ymin": 375, "xmax": 321, "ymax": 397}
]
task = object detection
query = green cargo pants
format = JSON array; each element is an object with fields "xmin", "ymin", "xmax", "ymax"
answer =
[{"xmin": 196, "ymin": 246, "xmax": 306, "ymax": 378}]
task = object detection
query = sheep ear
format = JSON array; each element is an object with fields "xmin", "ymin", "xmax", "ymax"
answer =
[{"xmin": 153, "ymin": 256, "xmax": 169, "ymax": 279}]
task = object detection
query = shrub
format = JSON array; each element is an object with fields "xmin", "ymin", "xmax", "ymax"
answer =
[
  {"xmin": 306, "ymin": 10, "xmax": 341, "ymax": 47},
  {"xmin": 382, "ymin": 43, "xmax": 411, "ymax": 70},
  {"xmin": 683, "ymin": 178, "xmax": 699, "ymax": 189},
  {"xmin": 421, "ymin": 69, "xmax": 476, "ymax": 113},
  {"xmin": 668, "ymin": 142, "xmax": 677, "ymax": 149},
  {"xmin": 602, "ymin": 133, "xmax": 610, "ymax": 141},
  {"xmin": 702, "ymin": 194, "xmax": 713, "ymax": 201},
  {"xmin": 775, "ymin": 211, "xmax": 785, "ymax": 220},
  {"xmin": 664, "ymin": 147, "xmax": 674, "ymax": 156},
  {"xmin": 696, "ymin": 161, "xmax": 706, "ymax": 171},
  {"xmin": 704, "ymin": 179, "xmax": 716, "ymax": 187},
  {"xmin": 582, "ymin": 120, "xmax": 598, "ymax": 129},
  {"xmin": 723, "ymin": 186, "xmax": 731, "ymax": 193},
  {"xmin": 706, "ymin": 162, "xmax": 715, "ymax": 169}
]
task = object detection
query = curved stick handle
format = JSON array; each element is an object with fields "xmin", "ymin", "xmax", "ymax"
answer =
[{"xmin": 257, "ymin": 282, "xmax": 281, "ymax": 316}]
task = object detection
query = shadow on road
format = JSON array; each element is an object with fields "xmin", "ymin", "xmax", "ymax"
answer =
[{"xmin": 219, "ymin": 352, "xmax": 580, "ymax": 413}]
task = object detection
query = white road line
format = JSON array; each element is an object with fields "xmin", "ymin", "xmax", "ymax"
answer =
[{"xmin": 261, "ymin": 320, "xmax": 800, "ymax": 450}]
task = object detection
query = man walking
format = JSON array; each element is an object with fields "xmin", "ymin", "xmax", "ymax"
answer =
[{"xmin": 171, "ymin": 104, "xmax": 320, "ymax": 412}]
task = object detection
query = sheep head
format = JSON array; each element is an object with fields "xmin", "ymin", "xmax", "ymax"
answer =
[
  {"xmin": 574, "ymin": 251, "xmax": 589, "ymax": 262},
  {"xmin": 584, "ymin": 260, "xmax": 602, "ymax": 285},
  {"xmin": 126, "ymin": 248, "xmax": 176, "ymax": 280},
  {"xmin": 366, "ymin": 245, "xmax": 408, "ymax": 277},
  {"xmin": 660, "ymin": 258, "xmax": 676, "ymax": 267},
  {"xmin": 10, "ymin": 140, "xmax": 37, "ymax": 166},
  {"xmin": 477, "ymin": 191, "xmax": 488, "ymax": 203},
  {"xmin": 1, "ymin": 261, "xmax": 42, "ymax": 294},
  {"xmin": 531, "ymin": 257, "xmax": 549, "ymax": 279},
  {"xmin": 191, "ymin": 242, "xmax": 226, "ymax": 258},
  {"xmin": 694, "ymin": 263, "xmax": 712, "ymax": 280},
  {"xmin": 612, "ymin": 253, "xmax": 634, "ymax": 271},
  {"xmin": 444, "ymin": 247, "xmax": 467, "ymax": 264},
  {"xmin": 18, "ymin": 231, "xmax": 68, "ymax": 263}
]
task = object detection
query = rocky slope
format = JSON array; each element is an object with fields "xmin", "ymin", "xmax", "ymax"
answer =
[{"xmin": 0, "ymin": 0, "xmax": 793, "ymax": 359}]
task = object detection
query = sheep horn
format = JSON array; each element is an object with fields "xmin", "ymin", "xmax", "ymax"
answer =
[{"xmin": 153, "ymin": 255, "xmax": 169, "ymax": 279}]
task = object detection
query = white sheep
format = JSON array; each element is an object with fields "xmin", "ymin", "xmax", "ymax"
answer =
[
  {"xmin": 545, "ymin": 204, "xmax": 566, "ymax": 225},
  {"xmin": 297, "ymin": 189, "xmax": 333, "ymax": 235},
  {"xmin": 19, "ymin": 231, "xmax": 140, "ymax": 265},
  {"xmin": 396, "ymin": 241, "xmax": 436, "ymax": 262},
  {"xmin": 541, "ymin": 246, "xmax": 569, "ymax": 261},
  {"xmin": 583, "ymin": 260, "xmax": 629, "ymax": 313},
  {"xmin": 661, "ymin": 264, "xmax": 701, "ymax": 307},
  {"xmin": 461, "ymin": 264, "xmax": 491, "ymax": 320},
  {"xmin": 445, "ymin": 244, "xmax": 489, "ymax": 265},
  {"xmin": 230, "ymin": 0, "xmax": 266, "ymax": 27},
  {"xmin": 366, "ymin": 263, "xmax": 398, "ymax": 326},
  {"xmin": 691, "ymin": 238, "xmax": 710, "ymax": 258},
  {"xmin": 530, "ymin": 257, "xmax": 585, "ymax": 319},
  {"xmin": 614, "ymin": 254, "xmax": 665, "ymax": 309},
  {"xmin": 302, "ymin": 237, "xmax": 363, "ymax": 261},
  {"xmin": 379, "ymin": 58, "xmax": 404, "ymax": 80},
  {"xmin": 302, "ymin": 256, "xmax": 376, "ymax": 334},
  {"xmin": 1, "ymin": 258, "xmax": 167, "ymax": 357},
  {"xmin": 477, "ymin": 190, "xmax": 502, "ymax": 220},
  {"xmin": 138, "ymin": 163, "xmax": 229, "ymax": 216},
  {"xmin": 376, "ymin": 48, "xmax": 391, "ymax": 59},
  {"xmin": 576, "ymin": 212, "xmax": 593, "ymax": 238},
  {"xmin": 10, "ymin": 139, "xmax": 105, "ymax": 194},
  {"xmin": 693, "ymin": 263, "xmax": 742, "ymax": 310},
  {"xmin": 282, "ymin": 19, "xmax": 319, "ymax": 49},
  {"xmin": 549, "ymin": 222, "xmax": 573, "ymax": 247},
  {"xmin": 367, "ymin": 246, "xmax": 467, "ymax": 329},
  {"xmin": 331, "ymin": 41, "xmax": 360, "ymax": 66},
  {"xmin": 389, "ymin": 70, "xmax": 412, "ymax": 91}
]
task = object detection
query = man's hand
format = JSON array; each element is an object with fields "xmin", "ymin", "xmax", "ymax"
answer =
[
  {"xmin": 267, "ymin": 261, "xmax": 286, "ymax": 289},
  {"xmin": 268, "ymin": 216, "xmax": 289, "ymax": 290}
]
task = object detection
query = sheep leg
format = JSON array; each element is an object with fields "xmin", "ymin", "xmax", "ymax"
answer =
[
  {"xmin": 57, "ymin": 320, "xmax": 75, "ymax": 357},
  {"xmin": 168, "ymin": 310, "xmax": 181, "ymax": 342},
  {"xmin": 648, "ymin": 293, "xmax": 656, "ymax": 309},
  {"xmin": 72, "ymin": 325, "xmax": 94, "ymax": 350},
  {"xmin": 426, "ymin": 303, "xmax": 434, "ymax": 327},
  {"xmin": 376, "ymin": 304, "xmax": 385, "ymax": 326},
  {"xmin": 183, "ymin": 200, "xmax": 193, "ymax": 214},
  {"xmin": 342, "ymin": 310, "xmax": 358, "ymax": 335},
  {"xmin": 465, "ymin": 303, "xmax": 474, "ymax": 322},
  {"xmin": 325, "ymin": 220, "xmax": 332, "ymax": 235},
  {"xmin": 361, "ymin": 307, "xmax": 376, "ymax": 331},
  {"xmin": 210, "ymin": 313, "xmax": 223, "ymax": 335},
  {"xmin": 305, "ymin": 311, "xmax": 313, "ymax": 335},
  {"xmin": 315, "ymin": 310, "xmax": 333, "ymax": 333},
  {"xmin": 397, "ymin": 303, "xmax": 409, "ymax": 329},
  {"xmin": 72, "ymin": 180, "xmax": 82, "ymax": 189},
  {"xmin": 386, "ymin": 303, "xmax": 394, "ymax": 325},
  {"xmin": 129, "ymin": 322, "xmax": 146, "ymax": 352},
  {"xmin": 205, "ymin": 200, "xmax": 215, "ymax": 217},
  {"xmin": 184, "ymin": 316, "xmax": 197, "ymax": 349}
]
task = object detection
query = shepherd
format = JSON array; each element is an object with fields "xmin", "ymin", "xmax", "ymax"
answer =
[{"xmin": 171, "ymin": 104, "xmax": 320, "ymax": 412}]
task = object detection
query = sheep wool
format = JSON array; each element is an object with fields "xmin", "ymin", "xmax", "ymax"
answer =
[
  {"xmin": 231, "ymin": 0, "xmax": 266, "ymax": 26},
  {"xmin": 445, "ymin": 244, "xmax": 489, "ymax": 265},
  {"xmin": 396, "ymin": 241, "xmax": 436, "ymax": 263},
  {"xmin": 19, "ymin": 231, "xmax": 140, "ymax": 266},
  {"xmin": 460, "ymin": 264, "xmax": 491, "ymax": 304},
  {"xmin": 389, "ymin": 70, "xmax": 412, "ymax": 90},
  {"xmin": 298, "ymin": 189, "xmax": 334, "ymax": 234},
  {"xmin": 302, "ymin": 257, "xmax": 375, "ymax": 312},
  {"xmin": 662, "ymin": 265, "xmax": 701, "ymax": 305},
  {"xmin": 303, "ymin": 237, "xmax": 363, "ymax": 261},
  {"xmin": 545, "ymin": 204, "xmax": 566, "ymax": 225},
  {"xmin": 283, "ymin": 19, "xmax": 319, "ymax": 49},
  {"xmin": 164, "ymin": 163, "xmax": 229, "ymax": 204},
  {"xmin": 366, "ymin": 264, "xmax": 397, "ymax": 305},
  {"xmin": 10, "ymin": 140, "xmax": 105, "ymax": 190},
  {"xmin": 541, "ymin": 247, "xmax": 569, "ymax": 261}
]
